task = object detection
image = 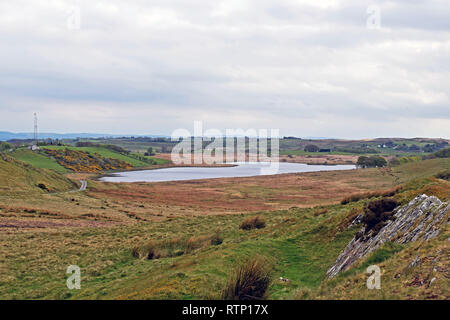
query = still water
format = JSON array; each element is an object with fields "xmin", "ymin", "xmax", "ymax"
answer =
[{"xmin": 100, "ymin": 162, "xmax": 356, "ymax": 183}]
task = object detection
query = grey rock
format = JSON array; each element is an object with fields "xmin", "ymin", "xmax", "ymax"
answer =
[
  {"xmin": 327, "ymin": 195, "xmax": 449, "ymax": 278},
  {"xmin": 409, "ymin": 255, "xmax": 421, "ymax": 268},
  {"xmin": 348, "ymin": 214, "xmax": 363, "ymax": 228}
]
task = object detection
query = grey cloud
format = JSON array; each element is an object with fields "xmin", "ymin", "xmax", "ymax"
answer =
[{"xmin": 0, "ymin": 0, "xmax": 449, "ymax": 138}]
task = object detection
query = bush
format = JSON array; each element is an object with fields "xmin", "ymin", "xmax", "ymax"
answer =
[
  {"xmin": 435, "ymin": 171, "xmax": 450, "ymax": 181},
  {"xmin": 361, "ymin": 198, "xmax": 398, "ymax": 236},
  {"xmin": 434, "ymin": 147, "xmax": 450, "ymax": 158},
  {"xmin": 43, "ymin": 148, "xmax": 132, "ymax": 172},
  {"xmin": 222, "ymin": 257, "xmax": 272, "ymax": 300},
  {"xmin": 424, "ymin": 147, "xmax": 450, "ymax": 160},
  {"xmin": 304, "ymin": 144, "xmax": 319, "ymax": 152},
  {"xmin": 210, "ymin": 231, "xmax": 224, "ymax": 245},
  {"xmin": 240, "ymin": 216, "xmax": 266, "ymax": 230},
  {"xmin": 356, "ymin": 156, "xmax": 387, "ymax": 168}
]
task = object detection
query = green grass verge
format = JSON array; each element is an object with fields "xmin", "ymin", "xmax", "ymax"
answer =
[{"xmin": 10, "ymin": 149, "xmax": 68, "ymax": 173}]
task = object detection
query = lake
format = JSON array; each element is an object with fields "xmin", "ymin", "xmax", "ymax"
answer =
[{"xmin": 100, "ymin": 162, "xmax": 356, "ymax": 183}]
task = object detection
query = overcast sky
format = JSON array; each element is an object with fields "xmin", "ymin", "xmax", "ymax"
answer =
[{"xmin": 1, "ymin": 0, "xmax": 449, "ymax": 138}]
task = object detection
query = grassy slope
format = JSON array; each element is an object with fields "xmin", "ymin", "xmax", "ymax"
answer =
[
  {"xmin": 0, "ymin": 154, "xmax": 76, "ymax": 197},
  {"xmin": 0, "ymin": 204, "xmax": 357, "ymax": 299},
  {"xmin": 391, "ymin": 158, "xmax": 449, "ymax": 183},
  {"xmin": 304, "ymin": 174, "xmax": 450, "ymax": 300},
  {"xmin": 10, "ymin": 149, "xmax": 68, "ymax": 173},
  {"xmin": 307, "ymin": 225, "xmax": 449, "ymax": 300},
  {"xmin": 0, "ymin": 158, "xmax": 448, "ymax": 299},
  {"xmin": 45, "ymin": 146, "xmax": 168, "ymax": 167}
]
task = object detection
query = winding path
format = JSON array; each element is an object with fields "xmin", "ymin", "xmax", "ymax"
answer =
[
  {"xmin": 52, "ymin": 180, "xmax": 87, "ymax": 195},
  {"xmin": 79, "ymin": 180, "xmax": 87, "ymax": 191}
]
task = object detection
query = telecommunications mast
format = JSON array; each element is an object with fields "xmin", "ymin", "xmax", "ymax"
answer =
[{"xmin": 34, "ymin": 113, "xmax": 38, "ymax": 146}]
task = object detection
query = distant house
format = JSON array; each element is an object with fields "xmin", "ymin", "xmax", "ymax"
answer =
[{"xmin": 29, "ymin": 145, "xmax": 39, "ymax": 151}]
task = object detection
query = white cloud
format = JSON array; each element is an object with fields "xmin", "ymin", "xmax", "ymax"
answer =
[{"xmin": 0, "ymin": 0, "xmax": 449, "ymax": 138}]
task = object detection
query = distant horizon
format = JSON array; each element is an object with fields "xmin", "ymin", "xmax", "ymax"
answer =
[{"xmin": 1, "ymin": 130, "xmax": 449, "ymax": 141}]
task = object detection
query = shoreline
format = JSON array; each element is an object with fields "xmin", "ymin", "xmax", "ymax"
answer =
[{"xmin": 96, "ymin": 162, "xmax": 357, "ymax": 183}]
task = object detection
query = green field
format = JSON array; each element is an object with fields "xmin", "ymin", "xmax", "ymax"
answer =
[
  {"xmin": 10, "ymin": 149, "xmax": 68, "ymax": 173},
  {"xmin": 44, "ymin": 146, "xmax": 168, "ymax": 167}
]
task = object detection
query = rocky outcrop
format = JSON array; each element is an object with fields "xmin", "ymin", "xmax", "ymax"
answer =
[{"xmin": 327, "ymin": 194, "xmax": 449, "ymax": 278}]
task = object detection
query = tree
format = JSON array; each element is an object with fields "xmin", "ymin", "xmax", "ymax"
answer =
[
  {"xmin": 356, "ymin": 156, "xmax": 369, "ymax": 168},
  {"xmin": 423, "ymin": 144, "xmax": 435, "ymax": 153},
  {"xmin": 145, "ymin": 147, "xmax": 155, "ymax": 156},
  {"xmin": 385, "ymin": 141, "xmax": 395, "ymax": 148},
  {"xmin": 0, "ymin": 142, "xmax": 12, "ymax": 151},
  {"xmin": 434, "ymin": 147, "xmax": 450, "ymax": 158},
  {"xmin": 408, "ymin": 144, "xmax": 420, "ymax": 151},
  {"xmin": 304, "ymin": 144, "xmax": 319, "ymax": 152},
  {"xmin": 373, "ymin": 156, "xmax": 387, "ymax": 167},
  {"xmin": 357, "ymin": 155, "xmax": 387, "ymax": 168}
]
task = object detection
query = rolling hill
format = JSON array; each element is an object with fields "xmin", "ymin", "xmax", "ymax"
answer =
[{"xmin": 0, "ymin": 153, "xmax": 77, "ymax": 197}]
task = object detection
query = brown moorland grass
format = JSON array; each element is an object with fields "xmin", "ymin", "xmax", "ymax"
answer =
[
  {"xmin": 340, "ymin": 185, "xmax": 403, "ymax": 205},
  {"xmin": 0, "ymin": 157, "xmax": 448, "ymax": 299},
  {"xmin": 132, "ymin": 232, "xmax": 224, "ymax": 260},
  {"xmin": 0, "ymin": 177, "xmax": 448, "ymax": 300},
  {"xmin": 222, "ymin": 256, "xmax": 272, "ymax": 300},
  {"xmin": 1, "ymin": 158, "xmax": 447, "ymax": 232},
  {"xmin": 87, "ymin": 166, "xmax": 400, "ymax": 216},
  {"xmin": 77, "ymin": 158, "xmax": 448, "ymax": 219}
]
